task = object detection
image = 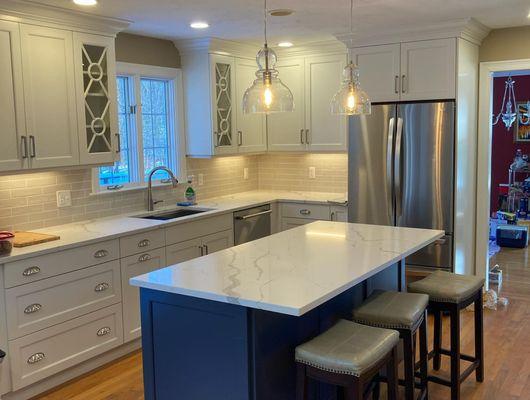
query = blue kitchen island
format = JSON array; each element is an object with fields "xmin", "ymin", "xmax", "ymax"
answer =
[{"xmin": 130, "ymin": 221, "xmax": 443, "ymax": 400}]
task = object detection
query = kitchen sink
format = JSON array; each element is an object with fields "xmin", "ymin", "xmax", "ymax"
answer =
[{"xmin": 135, "ymin": 208, "xmax": 210, "ymax": 221}]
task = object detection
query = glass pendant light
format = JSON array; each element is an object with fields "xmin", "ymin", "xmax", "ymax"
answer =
[
  {"xmin": 492, "ymin": 75, "xmax": 518, "ymax": 130},
  {"xmin": 243, "ymin": 0, "xmax": 294, "ymax": 114},
  {"xmin": 330, "ymin": 0, "xmax": 371, "ymax": 115}
]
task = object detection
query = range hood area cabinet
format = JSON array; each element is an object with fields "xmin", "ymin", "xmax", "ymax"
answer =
[
  {"xmin": 182, "ymin": 51, "xmax": 266, "ymax": 157},
  {"xmin": 0, "ymin": 17, "xmax": 122, "ymax": 173},
  {"xmin": 349, "ymin": 38, "xmax": 457, "ymax": 103},
  {"xmin": 267, "ymin": 53, "xmax": 348, "ymax": 152}
]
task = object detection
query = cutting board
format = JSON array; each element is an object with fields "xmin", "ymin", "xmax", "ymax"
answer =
[{"xmin": 13, "ymin": 231, "xmax": 61, "ymax": 248}]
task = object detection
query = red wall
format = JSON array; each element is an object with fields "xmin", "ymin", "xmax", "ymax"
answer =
[{"xmin": 490, "ymin": 75, "xmax": 530, "ymax": 214}]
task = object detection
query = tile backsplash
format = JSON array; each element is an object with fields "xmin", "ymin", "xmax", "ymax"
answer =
[{"xmin": 0, "ymin": 153, "xmax": 347, "ymax": 231}]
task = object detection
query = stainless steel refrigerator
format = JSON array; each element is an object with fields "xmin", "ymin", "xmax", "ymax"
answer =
[{"xmin": 348, "ymin": 101, "xmax": 455, "ymax": 270}]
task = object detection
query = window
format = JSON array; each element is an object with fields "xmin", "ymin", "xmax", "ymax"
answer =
[{"xmin": 93, "ymin": 63, "xmax": 184, "ymax": 193}]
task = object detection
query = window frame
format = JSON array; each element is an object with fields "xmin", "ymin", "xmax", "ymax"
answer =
[{"xmin": 91, "ymin": 62, "xmax": 186, "ymax": 194}]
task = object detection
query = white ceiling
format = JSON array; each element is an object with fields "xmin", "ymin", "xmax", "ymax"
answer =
[{"xmin": 26, "ymin": 0, "xmax": 530, "ymax": 44}]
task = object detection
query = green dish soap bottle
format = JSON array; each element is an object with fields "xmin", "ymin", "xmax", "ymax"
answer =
[{"xmin": 184, "ymin": 176, "xmax": 196, "ymax": 205}]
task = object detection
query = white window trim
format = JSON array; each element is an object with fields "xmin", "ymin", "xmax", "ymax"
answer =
[{"xmin": 92, "ymin": 62, "xmax": 187, "ymax": 194}]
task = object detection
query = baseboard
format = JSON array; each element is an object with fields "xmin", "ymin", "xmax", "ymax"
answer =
[{"xmin": 1, "ymin": 340, "xmax": 142, "ymax": 400}]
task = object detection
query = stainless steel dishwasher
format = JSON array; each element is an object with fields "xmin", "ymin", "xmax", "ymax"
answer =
[{"xmin": 234, "ymin": 204, "xmax": 272, "ymax": 245}]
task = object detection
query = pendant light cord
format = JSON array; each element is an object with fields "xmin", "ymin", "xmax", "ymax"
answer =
[
  {"xmin": 264, "ymin": 0, "xmax": 268, "ymax": 45},
  {"xmin": 350, "ymin": 0, "xmax": 353, "ymax": 34}
]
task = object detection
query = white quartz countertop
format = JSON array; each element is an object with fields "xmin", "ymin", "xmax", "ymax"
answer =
[
  {"xmin": 130, "ymin": 221, "xmax": 444, "ymax": 316},
  {"xmin": 0, "ymin": 191, "xmax": 346, "ymax": 263}
]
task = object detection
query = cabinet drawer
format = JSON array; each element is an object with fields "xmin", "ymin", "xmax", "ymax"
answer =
[
  {"xmin": 120, "ymin": 228, "xmax": 165, "ymax": 257},
  {"xmin": 121, "ymin": 247, "xmax": 166, "ymax": 342},
  {"xmin": 4, "ymin": 240, "xmax": 119, "ymax": 288},
  {"xmin": 8, "ymin": 303, "xmax": 123, "ymax": 390},
  {"xmin": 165, "ymin": 213, "xmax": 232, "ymax": 245},
  {"xmin": 281, "ymin": 217, "xmax": 314, "ymax": 232},
  {"xmin": 6, "ymin": 260, "xmax": 121, "ymax": 339},
  {"xmin": 281, "ymin": 203, "xmax": 330, "ymax": 220},
  {"xmin": 166, "ymin": 238, "xmax": 202, "ymax": 266}
]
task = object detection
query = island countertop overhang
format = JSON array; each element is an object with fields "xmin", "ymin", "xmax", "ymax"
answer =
[{"xmin": 130, "ymin": 221, "xmax": 444, "ymax": 316}]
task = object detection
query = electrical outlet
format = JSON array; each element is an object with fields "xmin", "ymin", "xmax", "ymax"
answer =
[
  {"xmin": 56, "ymin": 190, "xmax": 72, "ymax": 208},
  {"xmin": 198, "ymin": 173, "xmax": 204, "ymax": 186},
  {"xmin": 309, "ymin": 166, "xmax": 316, "ymax": 179},
  {"xmin": 243, "ymin": 168, "xmax": 249, "ymax": 180}
]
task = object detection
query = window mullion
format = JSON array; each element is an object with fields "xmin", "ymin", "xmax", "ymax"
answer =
[{"xmin": 134, "ymin": 74, "xmax": 145, "ymax": 183}]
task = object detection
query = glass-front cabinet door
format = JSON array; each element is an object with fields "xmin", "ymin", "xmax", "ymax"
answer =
[
  {"xmin": 210, "ymin": 54, "xmax": 236, "ymax": 155},
  {"xmin": 73, "ymin": 33, "xmax": 119, "ymax": 164}
]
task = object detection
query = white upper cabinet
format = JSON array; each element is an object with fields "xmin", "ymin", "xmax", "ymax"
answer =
[
  {"xmin": 235, "ymin": 58, "xmax": 266, "ymax": 153},
  {"xmin": 20, "ymin": 24, "xmax": 79, "ymax": 169},
  {"xmin": 350, "ymin": 44, "xmax": 401, "ymax": 102},
  {"xmin": 400, "ymin": 38, "xmax": 456, "ymax": 101},
  {"xmin": 73, "ymin": 33, "xmax": 119, "ymax": 165},
  {"xmin": 0, "ymin": 20, "xmax": 26, "ymax": 172},
  {"xmin": 350, "ymin": 38, "xmax": 456, "ymax": 102},
  {"xmin": 304, "ymin": 54, "xmax": 348, "ymax": 152},
  {"xmin": 267, "ymin": 58, "xmax": 306, "ymax": 152}
]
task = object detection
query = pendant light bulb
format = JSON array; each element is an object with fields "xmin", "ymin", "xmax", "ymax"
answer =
[
  {"xmin": 330, "ymin": 0, "xmax": 371, "ymax": 116},
  {"xmin": 242, "ymin": 0, "xmax": 294, "ymax": 114}
]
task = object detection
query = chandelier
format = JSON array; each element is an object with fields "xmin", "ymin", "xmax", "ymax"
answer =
[{"xmin": 493, "ymin": 76, "xmax": 517, "ymax": 130}]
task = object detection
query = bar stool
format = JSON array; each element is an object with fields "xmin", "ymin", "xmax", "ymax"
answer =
[
  {"xmin": 295, "ymin": 319, "xmax": 400, "ymax": 400},
  {"xmin": 352, "ymin": 290, "xmax": 429, "ymax": 400},
  {"xmin": 408, "ymin": 271, "xmax": 485, "ymax": 400}
]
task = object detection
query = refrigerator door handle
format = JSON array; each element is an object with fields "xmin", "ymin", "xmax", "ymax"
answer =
[
  {"xmin": 394, "ymin": 117, "xmax": 404, "ymax": 218},
  {"xmin": 386, "ymin": 118, "xmax": 395, "ymax": 221}
]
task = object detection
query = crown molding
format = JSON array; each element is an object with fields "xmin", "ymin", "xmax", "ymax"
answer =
[
  {"xmin": 174, "ymin": 37, "xmax": 257, "ymax": 59},
  {"xmin": 0, "ymin": 0, "xmax": 130, "ymax": 36},
  {"xmin": 274, "ymin": 39, "xmax": 347, "ymax": 58},
  {"xmin": 336, "ymin": 18, "xmax": 490, "ymax": 48}
]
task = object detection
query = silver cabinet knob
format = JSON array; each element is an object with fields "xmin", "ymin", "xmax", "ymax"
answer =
[
  {"xmin": 97, "ymin": 327, "xmax": 112, "ymax": 337},
  {"xmin": 138, "ymin": 239, "xmax": 150, "ymax": 248},
  {"xmin": 27, "ymin": 352, "xmax": 45, "ymax": 365},
  {"xmin": 22, "ymin": 266, "xmax": 41, "ymax": 277},
  {"xmin": 94, "ymin": 282, "xmax": 110, "ymax": 292},
  {"xmin": 299, "ymin": 209, "xmax": 311, "ymax": 215},
  {"xmin": 24, "ymin": 304, "xmax": 42, "ymax": 314},
  {"xmin": 138, "ymin": 253, "xmax": 151, "ymax": 262},
  {"xmin": 94, "ymin": 249, "xmax": 109, "ymax": 259}
]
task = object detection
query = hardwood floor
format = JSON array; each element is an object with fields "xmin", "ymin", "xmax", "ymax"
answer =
[{"xmin": 34, "ymin": 247, "xmax": 530, "ymax": 400}]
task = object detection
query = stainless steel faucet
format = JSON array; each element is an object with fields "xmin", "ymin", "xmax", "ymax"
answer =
[{"xmin": 146, "ymin": 166, "xmax": 179, "ymax": 211}]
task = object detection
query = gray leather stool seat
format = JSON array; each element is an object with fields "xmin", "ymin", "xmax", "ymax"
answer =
[
  {"xmin": 352, "ymin": 290, "xmax": 429, "ymax": 330},
  {"xmin": 408, "ymin": 270, "xmax": 485, "ymax": 303},
  {"xmin": 295, "ymin": 319, "xmax": 399, "ymax": 377}
]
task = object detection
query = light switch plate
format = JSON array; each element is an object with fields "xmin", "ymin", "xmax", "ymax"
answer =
[
  {"xmin": 198, "ymin": 173, "xmax": 204, "ymax": 186},
  {"xmin": 243, "ymin": 168, "xmax": 249, "ymax": 180},
  {"xmin": 309, "ymin": 167, "xmax": 316, "ymax": 179},
  {"xmin": 56, "ymin": 190, "xmax": 72, "ymax": 208}
]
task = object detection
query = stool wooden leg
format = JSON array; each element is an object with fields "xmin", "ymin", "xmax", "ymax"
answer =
[
  {"xmin": 403, "ymin": 331, "xmax": 415, "ymax": 400},
  {"xmin": 372, "ymin": 377, "xmax": 380, "ymax": 400},
  {"xmin": 386, "ymin": 347, "xmax": 399, "ymax": 400},
  {"xmin": 296, "ymin": 363, "xmax": 308, "ymax": 400},
  {"xmin": 419, "ymin": 310, "xmax": 429, "ymax": 399},
  {"xmin": 474, "ymin": 290, "xmax": 484, "ymax": 382},
  {"xmin": 450, "ymin": 306, "xmax": 461, "ymax": 400},
  {"xmin": 433, "ymin": 309, "xmax": 442, "ymax": 371},
  {"xmin": 344, "ymin": 381, "xmax": 363, "ymax": 400}
]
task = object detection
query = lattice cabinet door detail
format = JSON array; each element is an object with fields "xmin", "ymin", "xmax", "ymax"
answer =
[
  {"xmin": 74, "ymin": 33, "xmax": 119, "ymax": 165},
  {"xmin": 211, "ymin": 55, "xmax": 236, "ymax": 154}
]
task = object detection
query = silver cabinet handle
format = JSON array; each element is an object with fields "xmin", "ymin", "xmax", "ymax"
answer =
[
  {"xmin": 138, "ymin": 253, "xmax": 151, "ymax": 262},
  {"xmin": 29, "ymin": 135, "xmax": 36, "ymax": 158},
  {"xmin": 24, "ymin": 304, "xmax": 42, "ymax": 314},
  {"xmin": 94, "ymin": 249, "xmax": 109, "ymax": 259},
  {"xmin": 234, "ymin": 210, "xmax": 272, "ymax": 220},
  {"xmin": 199, "ymin": 245, "xmax": 204, "ymax": 256},
  {"xmin": 115, "ymin": 133, "xmax": 121, "ymax": 153},
  {"xmin": 97, "ymin": 327, "xmax": 112, "ymax": 337},
  {"xmin": 23, "ymin": 266, "xmax": 41, "ymax": 277},
  {"xmin": 94, "ymin": 282, "xmax": 110, "ymax": 292},
  {"xmin": 401, "ymin": 75, "xmax": 407, "ymax": 93},
  {"xmin": 213, "ymin": 131, "xmax": 219, "ymax": 147},
  {"xmin": 300, "ymin": 129, "xmax": 304, "ymax": 144},
  {"xmin": 330, "ymin": 212, "xmax": 336, "ymax": 221},
  {"xmin": 237, "ymin": 130, "xmax": 242, "ymax": 146},
  {"xmin": 299, "ymin": 209, "xmax": 311, "ymax": 215},
  {"xmin": 203, "ymin": 244, "xmax": 209, "ymax": 255},
  {"xmin": 21, "ymin": 136, "xmax": 28, "ymax": 159},
  {"xmin": 138, "ymin": 239, "xmax": 150, "ymax": 248},
  {"xmin": 27, "ymin": 352, "xmax": 45, "ymax": 365},
  {"xmin": 305, "ymin": 129, "xmax": 310, "ymax": 144},
  {"xmin": 394, "ymin": 75, "xmax": 399, "ymax": 94}
]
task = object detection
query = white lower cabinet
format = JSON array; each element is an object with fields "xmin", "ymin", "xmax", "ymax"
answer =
[
  {"xmin": 166, "ymin": 238, "xmax": 203, "ymax": 265},
  {"xmin": 330, "ymin": 205, "xmax": 348, "ymax": 222},
  {"xmin": 202, "ymin": 230, "xmax": 233, "ymax": 254},
  {"xmin": 280, "ymin": 202, "xmax": 348, "ymax": 230},
  {"xmin": 121, "ymin": 247, "xmax": 166, "ymax": 342},
  {"xmin": 9, "ymin": 303, "xmax": 123, "ymax": 390},
  {"xmin": 281, "ymin": 217, "xmax": 314, "ymax": 231}
]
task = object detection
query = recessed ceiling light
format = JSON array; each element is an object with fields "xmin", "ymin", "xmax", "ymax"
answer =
[
  {"xmin": 278, "ymin": 42, "xmax": 293, "ymax": 48},
  {"xmin": 73, "ymin": 0, "xmax": 97, "ymax": 5},
  {"xmin": 269, "ymin": 9, "xmax": 294, "ymax": 17},
  {"xmin": 190, "ymin": 21, "xmax": 209, "ymax": 29}
]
